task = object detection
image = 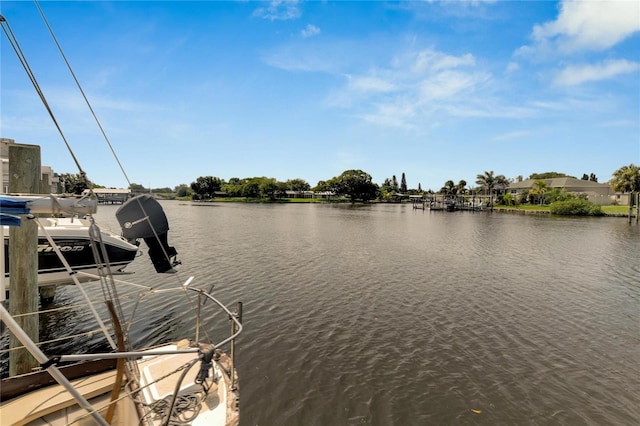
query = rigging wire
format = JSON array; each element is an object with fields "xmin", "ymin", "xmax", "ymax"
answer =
[
  {"xmin": 4, "ymin": 5, "xmax": 223, "ymax": 351},
  {"xmin": 34, "ymin": 0, "xmax": 133, "ymax": 190},
  {"xmin": 34, "ymin": 0, "xmax": 185, "ymax": 288},
  {"xmin": 0, "ymin": 14, "xmax": 89, "ymax": 187}
]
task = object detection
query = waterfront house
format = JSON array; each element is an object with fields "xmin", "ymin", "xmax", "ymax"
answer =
[{"xmin": 507, "ymin": 177, "xmax": 613, "ymax": 205}]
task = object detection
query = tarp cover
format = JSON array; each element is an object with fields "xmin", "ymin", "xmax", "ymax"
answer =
[
  {"xmin": 0, "ymin": 197, "xmax": 30, "ymax": 215},
  {"xmin": 0, "ymin": 214, "xmax": 21, "ymax": 227}
]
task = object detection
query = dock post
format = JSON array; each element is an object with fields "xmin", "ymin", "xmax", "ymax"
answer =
[{"xmin": 8, "ymin": 143, "xmax": 40, "ymax": 376}]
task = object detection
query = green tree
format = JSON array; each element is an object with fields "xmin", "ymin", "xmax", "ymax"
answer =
[
  {"xmin": 174, "ymin": 184, "xmax": 192, "ymax": 198},
  {"xmin": 313, "ymin": 180, "xmax": 331, "ymax": 192},
  {"xmin": 502, "ymin": 192, "xmax": 514, "ymax": 206},
  {"xmin": 548, "ymin": 187, "xmax": 574, "ymax": 203},
  {"xmin": 528, "ymin": 172, "xmax": 572, "ymax": 179},
  {"xmin": 129, "ymin": 183, "xmax": 149, "ymax": 194},
  {"xmin": 400, "ymin": 173, "xmax": 407, "ymax": 193},
  {"xmin": 190, "ymin": 176, "xmax": 222, "ymax": 199},
  {"xmin": 379, "ymin": 178, "xmax": 396, "ymax": 201},
  {"xmin": 258, "ymin": 177, "xmax": 279, "ymax": 200},
  {"xmin": 475, "ymin": 171, "xmax": 508, "ymax": 205},
  {"xmin": 380, "ymin": 178, "xmax": 393, "ymax": 192},
  {"xmin": 58, "ymin": 173, "xmax": 90, "ymax": 195},
  {"xmin": 529, "ymin": 180, "xmax": 548, "ymax": 205},
  {"xmin": 440, "ymin": 180, "xmax": 457, "ymax": 196},
  {"xmin": 240, "ymin": 179, "xmax": 260, "ymax": 198},
  {"xmin": 286, "ymin": 178, "xmax": 311, "ymax": 192},
  {"xmin": 457, "ymin": 180, "xmax": 467, "ymax": 194},
  {"xmin": 581, "ymin": 173, "xmax": 589, "ymax": 180},
  {"xmin": 391, "ymin": 175, "xmax": 399, "ymax": 192},
  {"xmin": 327, "ymin": 169, "xmax": 379, "ymax": 202},
  {"xmin": 589, "ymin": 173, "xmax": 598, "ymax": 182},
  {"xmin": 152, "ymin": 187, "xmax": 173, "ymax": 194},
  {"xmin": 222, "ymin": 178, "xmax": 242, "ymax": 197},
  {"xmin": 611, "ymin": 164, "xmax": 640, "ymax": 193}
]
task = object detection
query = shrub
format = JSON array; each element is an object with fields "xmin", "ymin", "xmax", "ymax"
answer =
[{"xmin": 550, "ymin": 199, "xmax": 604, "ymax": 216}]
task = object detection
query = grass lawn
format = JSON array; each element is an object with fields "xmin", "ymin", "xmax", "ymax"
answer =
[
  {"xmin": 601, "ymin": 205, "xmax": 634, "ymax": 214},
  {"xmin": 494, "ymin": 204, "xmax": 633, "ymax": 215}
]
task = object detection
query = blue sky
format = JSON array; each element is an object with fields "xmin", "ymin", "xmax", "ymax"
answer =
[{"xmin": 1, "ymin": 1, "xmax": 639, "ymax": 191}]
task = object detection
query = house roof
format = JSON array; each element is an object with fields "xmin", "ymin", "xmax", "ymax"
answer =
[{"xmin": 508, "ymin": 177, "xmax": 610, "ymax": 191}]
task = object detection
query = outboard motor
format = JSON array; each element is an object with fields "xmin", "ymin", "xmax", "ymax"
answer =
[{"xmin": 116, "ymin": 194, "xmax": 178, "ymax": 273}]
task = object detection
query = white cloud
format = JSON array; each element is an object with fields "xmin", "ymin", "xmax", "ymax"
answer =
[
  {"xmin": 531, "ymin": 100, "xmax": 569, "ymax": 111},
  {"xmin": 412, "ymin": 50, "xmax": 475, "ymax": 73},
  {"xmin": 301, "ymin": 24, "xmax": 320, "ymax": 38},
  {"xmin": 418, "ymin": 70, "xmax": 489, "ymax": 101},
  {"xmin": 521, "ymin": 0, "xmax": 640, "ymax": 56},
  {"xmin": 334, "ymin": 48, "xmax": 503, "ymax": 127},
  {"xmin": 505, "ymin": 62, "xmax": 519, "ymax": 74},
  {"xmin": 348, "ymin": 75, "xmax": 396, "ymax": 93},
  {"xmin": 553, "ymin": 59, "xmax": 640, "ymax": 86},
  {"xmin": 253, "ymin": 0, "xmax": 301, "ymax": 21},
  {"xmin": 490, "ymin": 130, "xmax": 534, "ymax": 142},
  {"xmin": 359, "ymin": 101, "xmax": 417, "ymax": 129}
]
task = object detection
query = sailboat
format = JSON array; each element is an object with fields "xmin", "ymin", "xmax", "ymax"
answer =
[{"xmin": 0, "ymin": 6, "xmax": 242, "ymax": 426}]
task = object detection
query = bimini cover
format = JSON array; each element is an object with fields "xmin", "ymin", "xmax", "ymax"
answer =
[{"xmin": 116, "ymin": 194, "xmax": 177, "ymax": 273}]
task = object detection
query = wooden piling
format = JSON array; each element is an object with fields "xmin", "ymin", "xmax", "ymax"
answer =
[{"xmin": 8, "ymin": 143, "xmax": 40, "ymax": 376}]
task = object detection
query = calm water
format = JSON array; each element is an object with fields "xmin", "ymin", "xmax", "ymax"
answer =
[{"xmin": 4, "ymin": 202, "xmax": 640, "ymax": 425}]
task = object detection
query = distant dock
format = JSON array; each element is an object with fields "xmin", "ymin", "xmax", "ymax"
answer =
[
  {"xmin": 84, "ymin": 188, "xmax": 131, "ymax": 204},
  {"xmin": 410, "ymin": 195, "xmax": 490, "ymax": 212}
]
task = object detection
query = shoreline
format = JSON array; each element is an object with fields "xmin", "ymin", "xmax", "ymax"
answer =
[
  {"xmin": 493, "ymin": 207, "xmax": 635, "ymax": 218},
  {"xmin": 177, "ymin": 199, "xmax": 637, "ymax": 219}
]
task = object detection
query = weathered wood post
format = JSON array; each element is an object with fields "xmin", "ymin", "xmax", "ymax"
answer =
[
  {"xmin": 8, "ymin": 143, "xmax": 40, "ymax": 376},
  {"xmin": 38, "ymin": 168, "xmax": 56, "ymax": 302}
]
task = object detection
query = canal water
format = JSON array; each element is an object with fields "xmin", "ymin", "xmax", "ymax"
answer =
[{"xmin": 5, "ymin": 202, "xmax": 640, "ymax": 425}]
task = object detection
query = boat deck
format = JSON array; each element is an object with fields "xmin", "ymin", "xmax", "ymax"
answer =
[{"xmin": 0, "ymin": 342, "xmax": 239, "ymax": 426}]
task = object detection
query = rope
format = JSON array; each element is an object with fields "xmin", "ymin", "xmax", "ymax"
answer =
[
  {"xmin": 145, "ymin": 392, "xmax": 205, "ymax": 426},
  {"xmin": 69, "ymin": 360, "xmax": 209, "ymax": 426}
]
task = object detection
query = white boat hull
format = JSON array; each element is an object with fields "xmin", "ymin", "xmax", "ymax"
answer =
[{"xmin": 3, "ymin": 217, "xmax": 139, "ymax": 289}]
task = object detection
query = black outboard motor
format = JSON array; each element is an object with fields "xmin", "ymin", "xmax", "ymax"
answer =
[{"xmin": 116, "ymin": 194, "xmax": 178, "ymax": 273}]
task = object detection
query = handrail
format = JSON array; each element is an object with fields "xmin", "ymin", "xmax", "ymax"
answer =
[
  {"xmin": 1, "ymin": 284, "xmax": 242, "ymax": 362},
  {"xmin": 0, "ymin": 304, "xmax": 110, "ymax": 426},
  {"xmin": 1, "ymin": 285, "xmax": 242, "ymax": 356}
]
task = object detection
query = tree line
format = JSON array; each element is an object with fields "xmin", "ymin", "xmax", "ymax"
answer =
[{"xmin": 55, "ymin": 163, "xmax": 640, "ymax": 203}]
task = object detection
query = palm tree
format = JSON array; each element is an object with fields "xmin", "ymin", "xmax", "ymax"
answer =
[
  {"xmin": 611, "ymin": 164, "xmax": 640, "ymax": 193},
  {"xmin": 457, "ymin": 180, "xmax": 467, "ymax": 194},
  {"xmin": 440, "ymin": 180, "xmax": 457, "ymax": 196},
  {"xmin": 529, "ymin": 180, "xmax": 548, "ymax": 205},
  {"xmin": 475, "ymin": 171, "xmax": 508, "ymax": 206}
]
